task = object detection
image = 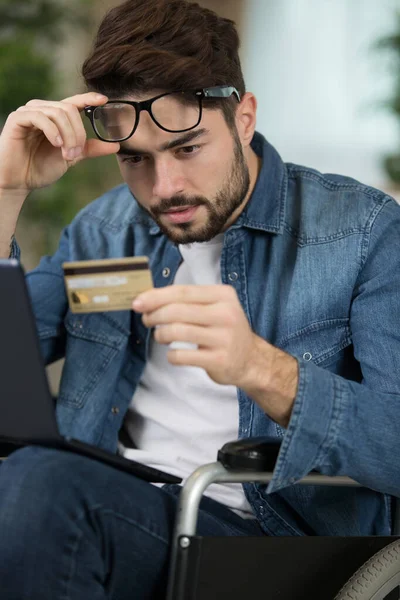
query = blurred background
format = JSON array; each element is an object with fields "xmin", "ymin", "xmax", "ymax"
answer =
[
  {"xmin": 1, "ymin": 0, "xmax": 399, "ymax": 268},
  {"xmin": 1, "ymin": 0, "xmax": 399, "ymax": 392}
]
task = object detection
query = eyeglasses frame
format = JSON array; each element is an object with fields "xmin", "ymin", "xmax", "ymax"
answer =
[{"xmin": 84, "ymin": 85, "xmax": 241, "ymax": 143}]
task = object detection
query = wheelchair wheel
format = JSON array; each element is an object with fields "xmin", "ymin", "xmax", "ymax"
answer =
[{"xmin": 334, "ymin": 540, "xmax": 400, "ymax": 599}]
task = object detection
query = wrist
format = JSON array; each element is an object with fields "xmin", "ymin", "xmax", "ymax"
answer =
[
  {"xmin": 240, "ymin": 335, "xmax": 298, "ymax": 427},
  {"xmin": 0, "ymin": 190, "xmax": 27, "ymax": 259},
  {"xmin": 0, "ymin": 188, "xmax": 28, "ymax": 229},
  {"xmin": 0, "ymin": 188, "xmax": 29, "ymax": 206}
]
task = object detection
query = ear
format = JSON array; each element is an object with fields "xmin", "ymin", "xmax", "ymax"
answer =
[{"xmin": 235, "ymin": 92, "xmax": 257, "ymax": 148}]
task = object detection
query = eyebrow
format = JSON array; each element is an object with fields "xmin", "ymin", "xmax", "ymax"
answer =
[{"xmin": 117, "ymin": 128, "xmax": 209, "ymax": 157}]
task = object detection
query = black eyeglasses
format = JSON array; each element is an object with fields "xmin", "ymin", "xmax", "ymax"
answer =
[{"xmin": 84, "ymin": 85, "xmax": 241, "ymax": 143}]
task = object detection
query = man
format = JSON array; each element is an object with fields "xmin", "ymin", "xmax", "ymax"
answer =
[{"xmin": 0, "ymin": 0, "xmax": 399, "ymax": 597}]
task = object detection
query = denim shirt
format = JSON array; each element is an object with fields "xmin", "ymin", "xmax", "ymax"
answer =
[{"xmin": 12, "ymin": 132, "xmax": 400, "ymax": 537}]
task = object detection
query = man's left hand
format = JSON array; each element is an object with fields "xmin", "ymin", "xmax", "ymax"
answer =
[
  {"xmin": 133, "ymin": 284, "xmax": 259, "ymax": 389},
  {"xmin": 133, "ymin": 284, "xmax": 299, "ymax": 427}
]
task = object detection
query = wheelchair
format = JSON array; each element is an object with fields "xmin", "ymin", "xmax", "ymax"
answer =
[
  {"xmin": 166, "ymin": 437, "xmax": 400, "ymax": 600},
  {"xmin": 1, "ymin": 439, "xmax": 399, "ymax": 599}
]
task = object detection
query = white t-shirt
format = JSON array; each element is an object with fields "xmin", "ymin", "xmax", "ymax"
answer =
[{"xmin": 120, "ymin": 234, "xmax": 255, "ymax": 518}]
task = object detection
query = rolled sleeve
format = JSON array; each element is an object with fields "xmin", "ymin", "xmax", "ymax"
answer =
[{"xmin": 268, "ymin": 358, "xmax": 343, "ymax": 493}]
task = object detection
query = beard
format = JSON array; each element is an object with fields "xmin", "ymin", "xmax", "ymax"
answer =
[{"xmin": 141, "ymin": 130, "xmax": 251, "ymax": 244}]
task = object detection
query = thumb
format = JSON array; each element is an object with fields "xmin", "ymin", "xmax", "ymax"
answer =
[{"xmin": 78, "ymin": 139, "xmax": 120, "ymax": 161}]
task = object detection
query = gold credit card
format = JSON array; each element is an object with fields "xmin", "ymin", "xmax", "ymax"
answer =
[{"xmin": 62, "ymin": 257, "xmax": 153, "ymax": 313}]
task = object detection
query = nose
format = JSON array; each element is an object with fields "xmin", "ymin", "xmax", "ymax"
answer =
[{"xmin": 152, "ymin": 157, "xmax": 185, "ymax": 200}]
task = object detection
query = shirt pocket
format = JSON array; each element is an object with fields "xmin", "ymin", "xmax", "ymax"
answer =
[
  {"xmin": 58, "ymin": 311, "xmax": 129, "ymax": 409},
  {"xmin": 278, "ymin": 318, "xmax": 352, "ymax": 368}
]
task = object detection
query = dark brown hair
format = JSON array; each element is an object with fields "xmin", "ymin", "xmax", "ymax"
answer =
[{"xmin": 81, "ymin": 0, "xmax": 245, "ymax": 129}]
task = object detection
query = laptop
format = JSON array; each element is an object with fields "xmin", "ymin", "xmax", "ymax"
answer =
[{"xmin": 0, "ymin": 259, "xmax": 181, "ymax": 484}]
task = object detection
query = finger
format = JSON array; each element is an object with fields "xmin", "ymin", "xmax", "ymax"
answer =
[
  {"xmin": 7, "ymin": 110, "xmax": 64, "ymax": 149},
  {"xmin": 142, "ymin": 303, "xmax": 221, "ymax": 327},
  {"xmin": 134, "ymin": 284, "xmax": 235, "ymax": 312},
  {"xmin": 167, "ymin": 347, "xmax": 215, "ymax": 370},
  {"xmin": 26, "ymin": 100, "xmax": 87, "ymax": 150},
  {"xmin": 18, "ymin": 105, "xmax": 77, "ymax": 160},
  {"xmin": 154, "ymin": 323, "xmax": 221, "ymax": 347},
  {"xmin": 61, "ymin": 92, "xmax": 108, "ymax": 111}
]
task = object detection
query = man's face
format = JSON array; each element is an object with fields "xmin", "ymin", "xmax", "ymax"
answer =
[{"xmin": 116, "ymin": 93, "xmax": 250, "ymax": 244}]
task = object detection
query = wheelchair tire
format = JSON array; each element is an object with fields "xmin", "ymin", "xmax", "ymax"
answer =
[{"xmin": 334, "ymin": 540, "xmax": 400, "ymax": 600}]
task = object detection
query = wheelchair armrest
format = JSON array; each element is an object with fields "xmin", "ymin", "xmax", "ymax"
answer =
[
  {"xmin": 169, "ymin": 437, "xmax": 363, "ymax": 566},
  {"xmin": 217, "ymin": 436, "xmax": 282, "ymax": 472}
]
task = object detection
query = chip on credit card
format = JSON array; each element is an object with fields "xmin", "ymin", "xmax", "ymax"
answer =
[{"xmin": 62, "ymin": 257, "xmax": 153, "ymax": 313}]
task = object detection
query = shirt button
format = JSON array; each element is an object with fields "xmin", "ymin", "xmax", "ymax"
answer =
[
  {"xmin": 303, "ymin": 352, "xmax": 312, "ymax": 361},
  {"xmin": 228, "ymin": 272, "xmax": 238, "ymax": 282},
  {"xmin": 135, "ymin": 338, "xmax": 142, "ymax": 345},
  {"xmin": 111, "ymin": 407, "xmax": 120, "ymax": 415},
  {"xmin": 162, "ymin": 267, "xmax": 170, "ymax": 278}
]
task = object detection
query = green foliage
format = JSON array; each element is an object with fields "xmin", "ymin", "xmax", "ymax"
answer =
[
  {"xmin": 0, "ymin": 0, "xmax": 90, "ymax": 44},
  {"xmin": 0, "ymin": 0, "xmax": 90, "ymax": 114},
  {"xmin": 0, "ymin": 40, "xmax": 53, "ymax": 115},
  {"xmin": 0, "ymin": 0, "xmax": 121, "ymax": 255},
  {"xmin": 376, "ymin": 12, "xmax": 400, "ymax": 184},
  {"xmin": 24, "ymin": 152, "xmax": 121, "ymax": 257}
]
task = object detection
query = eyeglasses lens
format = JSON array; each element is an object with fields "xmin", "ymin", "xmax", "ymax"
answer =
[
  {"xmin": 93, "ymin": 103, "xmax": 137, "ymax": 142},
  {"xmin": 151, "ymin": 93, "xmax": 200, "ymax": 132}
]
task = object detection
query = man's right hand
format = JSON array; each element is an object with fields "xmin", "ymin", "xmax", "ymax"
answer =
[{"xmin": 0, "ymin": 92, "xmax": 120, "ymax": 197}]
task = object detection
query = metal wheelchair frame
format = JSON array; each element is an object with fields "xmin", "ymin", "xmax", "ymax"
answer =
[{"xmin": 166, "ymin": 439, "xmax": 400, "ymax": 600}]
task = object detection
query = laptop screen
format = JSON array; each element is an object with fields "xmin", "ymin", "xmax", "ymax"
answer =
[{"xmin": 0, "ymin": 260, "xmax": 61, "ymax": 444}]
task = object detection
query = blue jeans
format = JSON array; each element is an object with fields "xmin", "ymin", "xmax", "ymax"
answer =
[{"xmin": 0, "ymin": 446, "xmax": 264, "ymax": 599}]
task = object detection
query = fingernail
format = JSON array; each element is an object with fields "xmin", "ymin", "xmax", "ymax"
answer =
[
  {"xmin": 66, "ymin": 148, "xmax": 76, "ymax": 160},
  {"xmin": 55, "ymin": 136, "xmax": 63, "ymax": 146},
  {"xmin": 74, "ymin": 146, "xmax": 82, "ymax": 158}
]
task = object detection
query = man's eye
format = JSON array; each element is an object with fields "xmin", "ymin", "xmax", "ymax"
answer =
[
  {"xmin": 179, "ymin": 145, "xmax": 200, "ymax": 155},
  {"xmin": 123, "ymin": 156, "xmax": 145, "ymax": 165}
]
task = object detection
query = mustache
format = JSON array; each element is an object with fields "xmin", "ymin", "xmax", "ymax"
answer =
[{"xmin": 152, "ymin": 195, "xmax": 208, "ymax": 216}]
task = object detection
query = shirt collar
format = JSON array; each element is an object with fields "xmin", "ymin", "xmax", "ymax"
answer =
[
  {"xmin": 229, "ymin": 131, "xmax": 287, "ymax": 235},
  {"xmin": 148, "ymin": 130, "xmax": 287, "ymax": 236}
]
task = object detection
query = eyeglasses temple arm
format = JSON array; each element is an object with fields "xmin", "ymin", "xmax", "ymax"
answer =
[{"xmin": 202, "ymin": 86, "xmax": 241, "ymax": 102}]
